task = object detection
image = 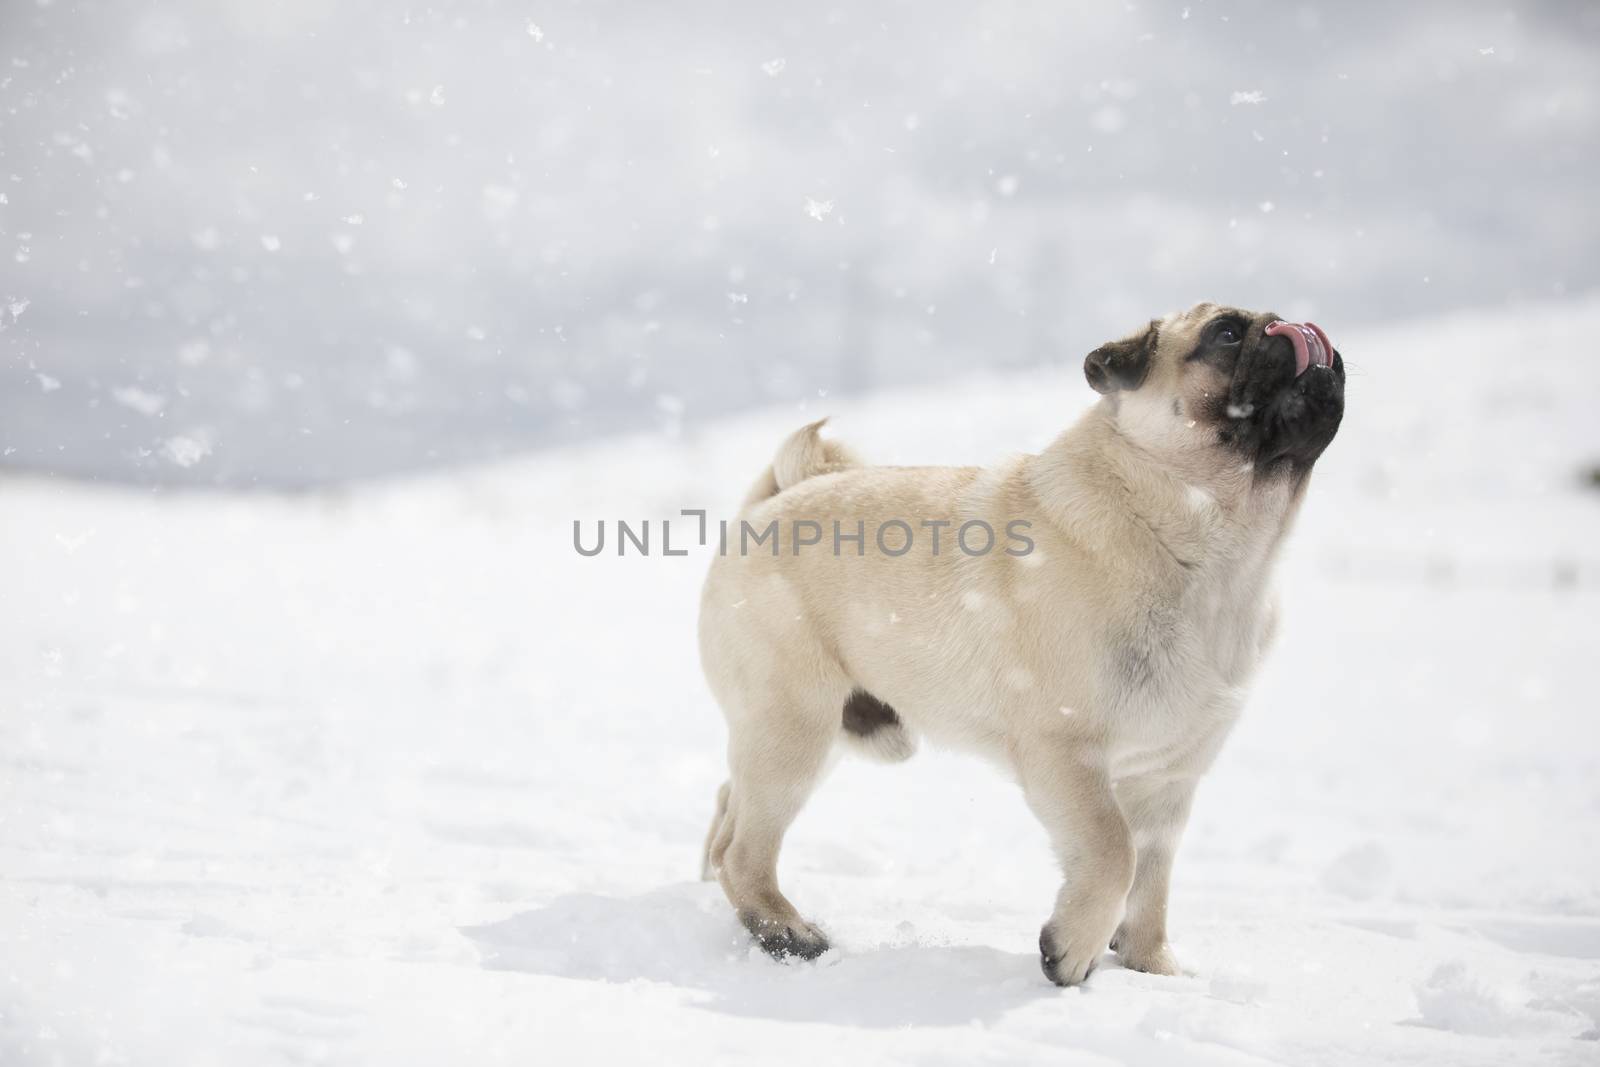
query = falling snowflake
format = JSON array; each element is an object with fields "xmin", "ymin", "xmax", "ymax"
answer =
[
  {"xmin": 526, "ymin": 21, "xmax": 544, "ymax": 42},
  {"xmin": 803, "ymin": 197, "xmax": 834, "ymax": 221},
  {"xmin": 112, "ymin": 386, "xmax": 166, "ymax": 416},
  {"xmin": 1230, "ymin": 90, "xmax": 1267, "ymax": 105},
  {"xmin": 761, "ymin": 58, "xmax": 786, "ymax": 76},
  {"xmin": 162, "ymin": 434, "xmax": 211, "ymax": 468},
  {"xmin": 1, "ymin": 295, "xmax": 29, "ymax": 332}
]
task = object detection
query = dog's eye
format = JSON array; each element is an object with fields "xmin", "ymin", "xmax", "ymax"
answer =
[{"xmin": 1215, "ymin": 324, "xmax": 1242, "ymax": 346}]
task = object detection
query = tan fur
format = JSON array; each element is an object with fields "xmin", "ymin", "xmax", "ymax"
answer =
[
  {"xmin": 741, "ymin": 417, "xmax": 862, "ymax": 508},
  {"xmin": 698, "ymin": 303, "xmax": 1320, "ymax": 981}
]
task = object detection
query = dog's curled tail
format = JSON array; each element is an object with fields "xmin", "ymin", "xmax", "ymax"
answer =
[{"xmin": 741, "ymin": 417, "xmax": 859, "ymax": 507}]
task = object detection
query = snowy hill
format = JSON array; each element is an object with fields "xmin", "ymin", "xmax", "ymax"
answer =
[{"xmin": 3, "ymin": 300, "xmax": 1599, "ymax": 1065}]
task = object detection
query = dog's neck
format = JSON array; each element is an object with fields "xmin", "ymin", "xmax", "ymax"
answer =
[{"xmin": 1024, "ymin": 402, "xmax": 1302, "ymax": 582}]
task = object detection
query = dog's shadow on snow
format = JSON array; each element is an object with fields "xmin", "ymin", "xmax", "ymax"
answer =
[{"xmin": 461, "ymin": 883, "xmax": 1055, "ymax": 1027}]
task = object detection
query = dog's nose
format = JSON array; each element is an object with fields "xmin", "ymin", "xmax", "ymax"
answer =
[{"xmin": 1264, "ymin": 321, "xmax": 1335, "ymax": 376}]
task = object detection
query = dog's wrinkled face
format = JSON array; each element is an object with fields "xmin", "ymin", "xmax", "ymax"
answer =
[{"xmin": 1085, "ymin": 302, "xmax": 1345, "ymax": 477}]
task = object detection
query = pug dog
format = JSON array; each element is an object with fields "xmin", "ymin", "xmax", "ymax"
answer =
[{"xmin": 697, "ymin": 303, "xmax": 1344, "ymax": 985}]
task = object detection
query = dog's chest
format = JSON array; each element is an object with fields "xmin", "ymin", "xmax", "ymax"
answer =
[
  {"xmin": 1104, "ymin": 673, "xmax": 1244, "ymax": 782},
  {"xmin": 1101, "ymin": 558, "xmax": 1272, "ymax": 780}
]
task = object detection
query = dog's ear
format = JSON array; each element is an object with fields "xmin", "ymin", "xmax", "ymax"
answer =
[{"xmin": 1084, "ymin": 322, "xmax": 1157, "ymax": 395}]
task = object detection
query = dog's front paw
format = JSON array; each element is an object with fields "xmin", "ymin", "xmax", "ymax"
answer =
[
  {"xmin": 1039, "ymin": 921, "xmax": 1107, "ymax": 987},
  {"xmin": 743, "ymin": 913, "xmax": 830, "ymax": 961},
  {"xmin": 1115, "ymin": 940, "xmax": 1181, "ymax": 976}
]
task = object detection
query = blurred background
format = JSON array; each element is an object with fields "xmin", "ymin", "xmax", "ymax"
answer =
[{"xmin": 2, "ymin": 0, "xmax": 1597, "ymax": 487}]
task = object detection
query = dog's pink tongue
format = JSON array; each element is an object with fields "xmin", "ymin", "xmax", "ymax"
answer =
[{"xmin": 1265, "ymin": 320, "xmax": 1333, "ymax": 376}]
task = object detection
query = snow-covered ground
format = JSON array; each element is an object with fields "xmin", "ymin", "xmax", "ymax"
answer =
[{"xmin": 4, "ymin": 301, "xmax": 1599, "ymax": 1065}]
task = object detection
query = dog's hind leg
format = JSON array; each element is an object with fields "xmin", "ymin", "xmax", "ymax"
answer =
[
  {"xmin": 699, "ymin": 779, "xmax": 731, "ymax": 881},
  {"xmin": 715, "ymin": 696, "xmax": 838, "ymax": 960}
]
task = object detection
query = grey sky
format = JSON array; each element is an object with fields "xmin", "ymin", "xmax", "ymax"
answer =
[{"xmin": 3, "ymin": 1, "xmax": 1596, "ymax": 485}]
